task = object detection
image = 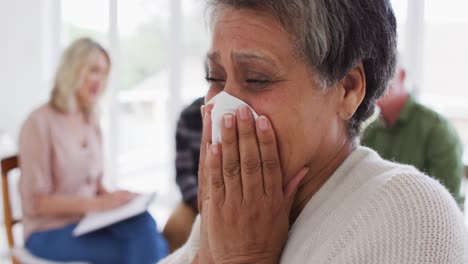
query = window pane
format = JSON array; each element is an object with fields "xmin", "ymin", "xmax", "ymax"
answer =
[
  {"xmin": 180, "ymin": 0, "xmax": 210, "ymax": 105},
  {"xmin": 421, "ymin": 0, "xmax": 468, "ymax": 161},
  {"xmin": 61, "ymin": 0, "xmax": 109, "ymax": 44},
  {"xmin": 116, "ymin": 0, "xmax": 172, "ymax": 195},
  {"xmin": 391, "ymin": 0, "xmax": 407, "ymax": 50},
  {"xmin": 116, "ymin": 0, "xmax": 193, "ymax": 227}
]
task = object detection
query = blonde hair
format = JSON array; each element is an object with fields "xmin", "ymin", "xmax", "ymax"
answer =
[{"xmin": 50, "ymin": 37, "xmax": 111, "ymax": 116}]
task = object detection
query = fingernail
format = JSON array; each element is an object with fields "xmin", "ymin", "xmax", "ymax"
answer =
[
  {"xmin": 204, "ymin": 108, "xmax": 210, "ymax": 122},
  {"xmin": 206, "ymin": 104, "xmax": 213, "ymax": 113},
  {"xmin": 258, "ymin": 116, "xmax": 269, "ymax": 131},
  {"xmin": 224, "ymin": 114, "xmax": 233, "ymax": 128},
  {"xmin": 211, "ymin": 144, "xmax": 219, "ymax": 155},
  {"xmin": 300, "ymin": 167, "xmax": 310, "ymax": 180},
  {"xmin": 239, "ymin": 106, "xmax": 249, "ymax": 121},
  {"xmin": 201, "ymin": 105, "xmax": 205, "ymax": 117}
]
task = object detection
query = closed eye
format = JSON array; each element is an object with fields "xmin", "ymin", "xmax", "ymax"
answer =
[
  {"xmin": 246, "ymin": 79, "xmax": 270, "ymax": 83},
  {"xmin": 205, "ymin": 77, "xmax": 225, "ymax": 83}
]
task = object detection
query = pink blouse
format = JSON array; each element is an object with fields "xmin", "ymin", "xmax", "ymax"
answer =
[{"xmin": 19, "ymin": 103, "xmax": 103, "ymax": 239}]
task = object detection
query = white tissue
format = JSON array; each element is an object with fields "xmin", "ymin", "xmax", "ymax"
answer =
[{"xmin": 207, "ymin": 91, "xmax": 259, "ymax": 143}]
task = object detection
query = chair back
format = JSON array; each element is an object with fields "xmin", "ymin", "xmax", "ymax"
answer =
[
  {"xmin": 1, "ymin": 155, "xmax": 20, "ymax": 252},
  {"xmin": 2, "ymin": 155, "xmax": 89, "ymax": 264}
]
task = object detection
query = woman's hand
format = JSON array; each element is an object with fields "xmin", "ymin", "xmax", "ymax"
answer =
[
  {"xmin": 92, "ymin": 190, "xmax": 136, "ymax": 211},
  {"xmin": 35, "ymin": 190, "xmax": 137, "ymax": 217},
  {"xmin": 197, "ymin": 105, "xmax": 308, "ymax": 264}
]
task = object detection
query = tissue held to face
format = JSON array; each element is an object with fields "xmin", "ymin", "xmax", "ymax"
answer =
[
  {"xmin": 208, "ymin": 91, "xmax": 259, "ymax": 144},
  {"xmin": 205, "ymin": 9, "xmax": 357, "ymax": 186}
]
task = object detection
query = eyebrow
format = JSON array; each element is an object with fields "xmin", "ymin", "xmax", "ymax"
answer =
[
  {"xmin": 206, "ymin": 51, "xmax": 278, "ymax": 67},
  {"xmin": 207, "ymin": 52, "xmax": 221, "ymax": 65}
]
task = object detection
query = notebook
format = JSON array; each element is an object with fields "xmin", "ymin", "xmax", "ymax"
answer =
[{"xmin": 72, "ymin": 192, "xmax": 156, "ymax": 236}]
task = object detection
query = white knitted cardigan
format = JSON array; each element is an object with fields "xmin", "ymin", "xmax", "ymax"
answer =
[{"xmin": 160, "ymin": 147, "xmax": 468, "ymax": 264}]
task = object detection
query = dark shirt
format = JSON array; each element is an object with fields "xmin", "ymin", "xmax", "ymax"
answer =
[{"xmin": 175, "ymin": 97, "xmax": 204, "ymax": 212}]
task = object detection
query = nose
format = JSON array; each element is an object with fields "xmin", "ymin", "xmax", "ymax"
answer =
[
  {"xmin": 222, "ymin": 81, "xmax": 249, "ymax": 103},
  {"xmin": 205, "ymin": 82, "xmax": 246, "ymax": 104}
]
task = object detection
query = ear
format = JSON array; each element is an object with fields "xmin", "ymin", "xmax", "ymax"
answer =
[
  {"xmin": 336, "ymin": 63, "xmax": 366, "ymax": 120},
  {"xmin": 399, "ymin": 69, "xmax": 406, "ymax": 83}
]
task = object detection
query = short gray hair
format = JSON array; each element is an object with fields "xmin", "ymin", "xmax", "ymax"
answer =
[
  {"xmin": 207, "ymin": 0, "xmax": 397, "ymax": 137},
  {"xmin": 50, "ymin": 37, "xmax": 111, "ymax": 117}
]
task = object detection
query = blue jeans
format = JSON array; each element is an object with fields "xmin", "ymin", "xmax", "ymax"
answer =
[{"xmin": 26, "ymin": 212, "xmax": 168, "ymax": 264}]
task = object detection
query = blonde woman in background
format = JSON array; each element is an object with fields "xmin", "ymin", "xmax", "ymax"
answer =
[{"xmin": 19, "ymin": 38, "xmax": 168, "ymax": 264}]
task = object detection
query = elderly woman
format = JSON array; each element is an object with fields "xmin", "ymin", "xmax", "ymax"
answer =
[
  {"xmin": 19, "ymin": 38, "xmax": 168, "ymax": 263},
  {"xmin": 162, "ymin": 0, "xmax": 468, "ymax": 263}
]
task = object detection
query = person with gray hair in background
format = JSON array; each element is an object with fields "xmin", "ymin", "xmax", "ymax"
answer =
[
  {"xmin": 161, "ymin": 0, "xmax": 468, "ymax": 263},
  {"xmin": 362, "ymin": 57, "xmax": 465, "ymax": 210}
]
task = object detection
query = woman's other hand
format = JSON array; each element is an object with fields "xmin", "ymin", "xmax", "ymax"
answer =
[{"xmin": 93, "ymin": 190, "xmax": 136, "ymax": 211}]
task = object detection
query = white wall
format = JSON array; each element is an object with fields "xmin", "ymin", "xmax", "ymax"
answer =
[{"xmin": 0, "ymin": 0, "xmax": 60, "ymax": 145}]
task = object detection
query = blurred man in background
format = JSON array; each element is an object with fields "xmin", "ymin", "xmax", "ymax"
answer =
[{"xmin": 362, "ymin": 59, "xmax": 465, "ymax": 209}]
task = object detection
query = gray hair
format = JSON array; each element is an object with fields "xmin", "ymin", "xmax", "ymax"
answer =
[
  {"xmin": 207, "ymin": 0, "xmax": 397, "ymax": 137},
  {"xmin": 50, "ymin": 37, "xmax": 111, "ymax": 117}
]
